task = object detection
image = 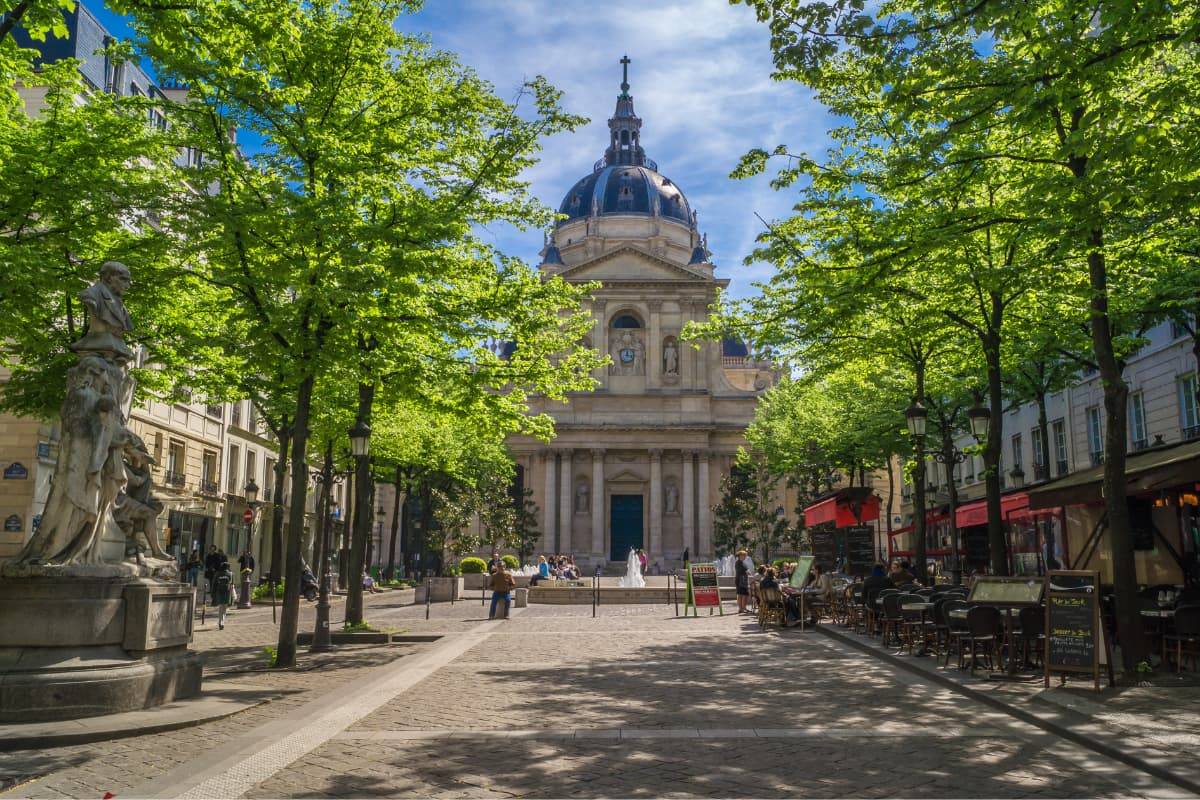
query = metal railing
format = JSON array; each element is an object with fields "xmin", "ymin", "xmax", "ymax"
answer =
[
  {"xmin": 1132, "ymin": 438, "xmax": 1150, "ymax": 452},
  {"xmin": 164, "ymin": 470, "xmax": 186, "ymax": 487},
  {"xmin": 1032, "ymin": 464, "xmax": 1048, "ymax": 481},
  {"xmin": 1185, "ymin": 424, "xmax": 1200, "ymax": 441},
  {"xmin": 198, "ymin": 479, "xmax": 219, "ymax": 495},
  {"xmin": 1056, "ymin": 459, "xmax": 1069, "ymax": 476},
  {"xmin": 1090, "ymin": 451, "xmax": 1105, "ymax": 467}
]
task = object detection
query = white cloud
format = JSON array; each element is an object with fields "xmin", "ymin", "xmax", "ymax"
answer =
[{"xmin": 402, "ymin": 0, "xmax": 833, "ymax": 299}]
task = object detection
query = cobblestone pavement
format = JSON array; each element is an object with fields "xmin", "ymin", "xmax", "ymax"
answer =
[{"xmin": 1, "ymin": 601, "xmax": 1192, "ymax": 798}]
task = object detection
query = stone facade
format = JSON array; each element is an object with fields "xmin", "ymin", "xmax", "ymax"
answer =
[{"xmin": 506, "ymin": 67, "xmax": 777, "ymax": 570}]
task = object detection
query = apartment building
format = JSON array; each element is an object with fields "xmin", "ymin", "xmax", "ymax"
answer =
[{"xmin": 894, "ymin": 319, "xmax": 1200, "ymax": 584}]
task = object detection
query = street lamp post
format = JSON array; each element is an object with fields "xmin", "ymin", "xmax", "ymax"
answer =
[
  {"xmin": 239, "ymin": 479, "xmax": 260, "ymax": 608},
  {"xmin": 904, "ymin": 398, "xmax": 929, "ymax": 584},
  {"xmin": 310, "ymin": 464, "xmax": 343, "ymax": 653},
  {"xmin": 345, "ymin": 421, "xmax": 371, "ymax": 625},
  {"xmin": 930, "ymin": 448, "xmax": 966, "ymax": 585}
]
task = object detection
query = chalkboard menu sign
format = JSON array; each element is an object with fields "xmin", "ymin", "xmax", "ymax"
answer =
[
  {"xmin": 1044, "ymin": 570, "xmax": 1109, "ymax": 691},
  {"xmin": 844, "ymin": 526, "xmax": 875, "ymax": 575},
  {"xmin": 686, "ymin": 563, "xmax": 722, "ymax": 615},
  {"xmin": 809, "ymin": 527, "xmax": 837, "ymax": 571}
]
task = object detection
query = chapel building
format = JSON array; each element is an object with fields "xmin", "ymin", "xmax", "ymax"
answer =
[{"xmin": 507, "ymin": 60, "xmax": 777, "ymax": 571}]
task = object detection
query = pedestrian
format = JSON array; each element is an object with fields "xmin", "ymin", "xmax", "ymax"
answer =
[
  {"xmin": 637, "ymin": 548, "xmax": 648, "ymax": 575},
  {"xmin": 213, "ymin": 562, "xmax": 233, "ymax": 629},
  {"xmin": 185, "ymin": 549, "xmax": 202, "ymax": 586},
  {"xmin": 203, "ymin": 545, "xmax": 222, "ymax": 602},
  {"xmin": 487, "ymin": 551, "xmax": 502, "ymax": 573},
  {"xmin": 238, "ymin": 549, "xmax": 255, "ymax": 576},
  {"xmin": 735, "ymin": 549, "xmax": 751, "ymax": 614},
  {"xmin": 489, "ymin": 561, "xmax": 515, "ymax": 620}
]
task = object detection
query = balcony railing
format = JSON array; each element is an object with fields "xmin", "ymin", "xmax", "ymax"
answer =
[
  {"xmin": 1056, "ymin": 459, "xmax": 1069, "ymax": 476},
  {"xmin": 199, "ymin": 479, "xmax": 219, "ymax": 495},
  {"xmin": 1185, "ymin": 424, "xmax": 1200, "ymax": 441},
  {"xmin": 164, "ymin": 470, "xmax": 186, "ymax": 488},
  {"xmin": 1032, "ymin": 464, "xmax": 1048, "ymax": 481},
  {"xmin": 1090, "ymin": 451, "xmax": 1105, "ymax": 467},
  {"xmin": 1132, "ymin": 438, "xmax": 1150, "ymax": 452}
]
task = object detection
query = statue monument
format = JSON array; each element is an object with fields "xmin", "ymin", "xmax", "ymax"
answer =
[{"xmin": 0, "ymin": 262, "xmax": 201, "ymax": 722}]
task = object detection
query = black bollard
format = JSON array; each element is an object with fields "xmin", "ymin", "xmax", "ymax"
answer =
[{"xmin": 425, "ymin": 577, "xmax": 431, "ymax": 620}]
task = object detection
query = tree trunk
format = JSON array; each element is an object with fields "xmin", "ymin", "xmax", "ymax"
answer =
[
  {"xmin": 344, "ymin": 382, "xmax": 376, "ymax": 626},
  {"xmin": 269, "ymin": 421, "xmax": 290, "ymax": 584},
  {"xmin": 942, "ymin": 431, "xmax": 961, "ymax": 583},
  {"xmin": 365, "ymin": 481, "xmax": 377, "ymax": 572},
  {"xmin": 1088, "ymin": 237, "xmax": 1142, "ymax": 671},
  {"xmin": 884, "ymin": 456, "xmax": 895, "ymax": 564},
  {"xmin": 1037, "ymin": 391, "xmax": 1052, "ymax": 480},
  {"xmin": 385, "ymin": 466, "xmax": 401, "ymax": 581},
  {"xmin": 912, "ymin": 363, "xmax": 928, "ymax": 583},
  {"xmin": 339, "ymin": 468, "xmax": 353, "ymax": 590},
  {"xmin": 419, "ymin": 482, "xmax": 433, "ymax": 577},
  {"xmin": 983, "ymin": 332, "xmax": 1009, "ymax": 575},
  {"xmin": 276, "ymin": 374, "xmax": 315, "ymax": 669}
]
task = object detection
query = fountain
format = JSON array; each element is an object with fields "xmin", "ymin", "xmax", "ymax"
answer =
[
  {"xmin": 716, "ymin": 554, "xmax": 737, "ymax": 577},
  {"xmin": 617, "ymin": 548, "xmax": 645, "ymax": 588}
]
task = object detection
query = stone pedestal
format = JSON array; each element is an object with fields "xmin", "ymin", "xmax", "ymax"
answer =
[{"xmin": 0, "ymin": 577, "xmax": 202, "ymax": 723}]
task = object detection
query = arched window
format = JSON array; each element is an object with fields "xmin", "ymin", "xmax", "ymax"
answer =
[
  {"xmin": 611, "ymin": 314, "xmax": 641, "ymax": 329},
  {"xmin": 621, "ymin": 130, "xmax": 630, "ymax": 145}
]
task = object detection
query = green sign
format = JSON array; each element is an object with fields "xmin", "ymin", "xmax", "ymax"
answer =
[{"xmin": 790, "ymin": 555, "xmax": 815, "ymax": 589}]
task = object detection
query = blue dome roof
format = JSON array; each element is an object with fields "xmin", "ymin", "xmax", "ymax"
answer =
[
  {"xmin": 558, "ymin": 165, "xmax": 692, "ymax": 226},
  {"xmin": 722, "ymin": 337, "xmax": 749, "ymax": 358}
]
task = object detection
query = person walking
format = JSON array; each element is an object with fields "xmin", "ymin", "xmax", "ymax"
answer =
[
  {"xmin": 203, "ymin": 545, "xmax": 223, "ymax": 603},
  {"xmin": 213, "ymin": 562, "xmax": 234, "ymax": 630},
  {"xmin": 185, "ymin": 549, "xmax": 202, "ymax": 587},
  {"xmin": 489, "ymin": 561, "xmax": 516, "ymax": 620},
  {"xmin": 735, "ymin": 549, "xmax": 751, "ymax": 614}
]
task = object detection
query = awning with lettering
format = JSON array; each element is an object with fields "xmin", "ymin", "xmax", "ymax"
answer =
[
  {"xmin": 802, "ymin": 488, "xmax": 880, "ymax": 528},
  {"xmin": 955, "ymin": 491, "xmax": 1040, "ymax": 527},
  {"xmin": 1028, "ymin": 438, "xmax": 1200, "ymax": 509}
]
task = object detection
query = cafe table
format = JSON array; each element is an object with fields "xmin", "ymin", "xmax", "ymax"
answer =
[
  {"xmin": 901, "ymin": 601, "xmax": 934, "ymax": 655},
  {"xmin": 948, "ymin": 606, "xmax": 1037, "ymax": 677}
]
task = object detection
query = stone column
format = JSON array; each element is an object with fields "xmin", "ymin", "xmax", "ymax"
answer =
[
  {"xmin": 558, "ymin": 449, "xmax": 573, "ymax": 554},
  {"xmin": 541, "ymin": 451, "xmax": 556, "ymax": 554},
  {"xmin": 647, "ymin": 300, "xmax": 662, "ymax": 387},
  {"xmin": 649, "ymin": 448, "xmax": 663, "ymax": 558},
  {"xmin": 593, "ymin": 299, "xmax": 607, "ymax": 389},
  {"xmin": 591, "ymin": 449, "xmax": 605, "ymax": 558},
  {"xmin": 697, "ymin": 450, "xmax": 712, "ymax": 557},
  {"xmin": 681, "ymin": 450, "xmax": 695, "ymax": 558}
]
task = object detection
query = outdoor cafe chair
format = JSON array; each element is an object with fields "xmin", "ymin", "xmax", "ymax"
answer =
[
  {"xmin": 1018, "ymin": 605, "xmax": 1046, "ymax": 669},
  {"xmin": 849, "ymin": 585, "xmax": 867, "ymax": 632},
  {"xmin": 880, "ymin": 593, "xmax": 906, "ymax": 648},
  {"xmin": 758, "ymin": 586, "xmax": 787, "ymax": 630},
  {"xmin": 871, "ymin": 588, "xmax": 900, "ymax": 636},
  {"xmin": 941, "ymin": 599, "xmax": 970, "ymax": 667},
  {"xmin": 898, "ymin": 592, "xmax": 931, "ymax": 654},
  {"xmin": 961, "ymin": 606, "xmax": 1003, "ymax": 674},
  {"xmin": 929, "ymin": 597, "xmax": 954, "ymax": 660},
  {"xmin": 1164, "ymin": 605, "xmax": 1200, "ymax": 673}
]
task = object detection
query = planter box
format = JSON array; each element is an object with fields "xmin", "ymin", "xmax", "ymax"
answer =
[{"xmin": 413, "ymin": 577, "xmax": 464, "ymax": 603}]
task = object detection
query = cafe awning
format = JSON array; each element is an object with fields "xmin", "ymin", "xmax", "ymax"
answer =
[
  {"xmin": 803, "ymin": 487, "xmax": 880, "ymax": 527},
  {"xmin": 1028, "ymin": 438, "xmax": 1200, "ymax": 509},
  {"xmin": 955, "ymin": 491, "xmax": 1043, "ymax": 527}
]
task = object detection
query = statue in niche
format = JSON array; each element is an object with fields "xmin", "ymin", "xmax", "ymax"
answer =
[
  {"xmin": 663, "ymin": 339, "xmax": 679, "ymax": 375},
  {"xmin": 609, "ymin": 329, "xmax": 644, "ymax": 376},
  {"xmin": 575, "ymin": 480, "xmax": 589, "ymax": 513},
  {"xmin": 4, "ymin": 262, "xmax": 175, "ymax": 579},
  {"xmin": 665, "ymin": 482, "xmax": 679, "ymax": 514}
]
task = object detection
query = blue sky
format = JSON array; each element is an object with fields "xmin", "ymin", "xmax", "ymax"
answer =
[{"xmin": 92, "ymin": 0, "xmax": 834, "ymax": 299}]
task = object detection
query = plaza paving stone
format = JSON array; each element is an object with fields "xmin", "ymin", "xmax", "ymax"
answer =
[{"xmin": 0, "ymin": 600, "xmax": 1192, "ymax": 798}]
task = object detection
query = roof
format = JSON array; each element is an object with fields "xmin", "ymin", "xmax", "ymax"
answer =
[
  {"xmin": 558, "ymin": 164, "xmax": 692, "ymax": 226},
  {"xmin": 1028, "ymin": 438, "xmax": 1200, "ymax": 509}
]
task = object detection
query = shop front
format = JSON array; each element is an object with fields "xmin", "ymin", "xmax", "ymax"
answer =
[
  {"xmin": 803, "ymin": 488, "xmax": 881, "ymax": 575},
  {"xmin": 1028, "ymin": 439, "xmax": 1200, "ymax": 587},
  {"xmin": 955, "ymin": 491, "xmax": 1065, "ymax": 577}
]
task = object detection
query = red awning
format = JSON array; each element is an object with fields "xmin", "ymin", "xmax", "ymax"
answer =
[
  {"xmin": 955, "ymin": 492, "xmax": 1053, "ymax": 527},
  {"xmin": 803, "ymin": 492, "xmax": 880, "ymax": 528}
]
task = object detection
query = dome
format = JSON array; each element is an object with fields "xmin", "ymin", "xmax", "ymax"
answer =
[
  {"xmin": 558, "ymin": 165, "xmax": 692, "ymax": 225},
  {"xmin": 722, "ymin": 337, "xmax": 749, "ymax": 358}
]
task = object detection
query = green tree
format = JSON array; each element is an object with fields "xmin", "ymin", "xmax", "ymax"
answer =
[
  {"xmin": 712, "ymin": 448, "xmax": 788, "ymax": 564},
  {"xmin": 123, "ymin": 0, "xmax": 600, "ymax": 666}
]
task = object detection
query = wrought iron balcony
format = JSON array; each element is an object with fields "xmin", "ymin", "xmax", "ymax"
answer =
[
  {"xmin": 1056, "ymin": 460, "xmax": 1069, "ymax": 476},
  {"xmin": 199, "ymin": 479, "xmax": 219, "ymax": 495},
  {"xmin": 164, "ymin": 470, "xmax": 186, "ymax": 488},
  {"xmin": 1132, "ymin": 438, "xmax": 1150, "ymax": 452},
  {"xmin": 1032, "ymin": 464, "xmax": 1048, "ymax": 481},
  {"xmin": 1090, "ymin": 451, "xmax": 1105, "ymax": 467},
  {"xmin": 1185, "ymin": 424, "xmax": 1200, "ymax": 441}
]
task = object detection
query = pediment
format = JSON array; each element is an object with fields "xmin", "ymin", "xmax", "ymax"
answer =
[
  {"xmin": 607, "ymin": 468, "xmax": 646, "ymax": 483},
  {"xmin": 554, "ymin": 246, "xmax": 710, "ymax": 283}
]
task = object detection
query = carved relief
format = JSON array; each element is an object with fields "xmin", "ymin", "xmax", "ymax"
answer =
[{"xmin": 609, "ymin": 329, "xmax": 645, "ymax": 375}]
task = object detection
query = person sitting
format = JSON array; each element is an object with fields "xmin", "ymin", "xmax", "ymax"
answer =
[
  {"xmin": 760, "ymin": 567, "xmax": 780, "ymax": 591},
  {"xmin": 890, "ymin": 560, "xmax": 916, "ymax": 586},
  {"xmin": 363, "ymin": 570, "xmax": 382, "ymax": 594}
]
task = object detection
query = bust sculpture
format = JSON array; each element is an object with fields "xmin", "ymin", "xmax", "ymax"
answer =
[{"xmin": 72, "ymin": 261, "xmax": 134, "ymax": 362}]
